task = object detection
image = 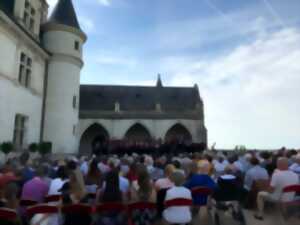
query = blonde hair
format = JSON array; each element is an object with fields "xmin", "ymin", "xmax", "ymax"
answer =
[
  {"xmin": 165, "ymin": 164, "xmax": 176, "ymax": 177},
  {"xmin": 70, "ymin": 169, "xmax": 86, "ymax": 200}
]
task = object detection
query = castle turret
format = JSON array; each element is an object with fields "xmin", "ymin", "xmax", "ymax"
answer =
[{"xmin": 42, "ymin": 0, "xmax": 86, "ymax": 154}]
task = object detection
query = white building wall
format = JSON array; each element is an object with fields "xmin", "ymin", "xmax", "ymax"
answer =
[
  {"xmin": 43, "ymin": 60, "xmax": 81, "ymax": 154},
  {"xmin": 0, "ymin": 78, "xmax": 42, "ymax": 145},
  {"xmin": 43, "ymin": 31, "xmax": 83, "ymax": 58},
  {"xmin": 0, "ymin": 21, "xmax": 46, "ymax": 146}
]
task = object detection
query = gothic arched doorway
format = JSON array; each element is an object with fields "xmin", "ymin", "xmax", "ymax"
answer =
[
  {"xmin": 79, "ymin": 123, "xmax": 109, "ymax": 155},
  {"xmin": 124, "ymin": 123, "xmax": 151, "ymax": 143},
  {"xmin": 165, "ymin": 124, "xmax": 192, "ymax": 144}
]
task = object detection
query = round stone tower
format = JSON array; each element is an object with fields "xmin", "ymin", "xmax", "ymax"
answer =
[{"xmin": 42, "ymin": 0, "xmax": 87, "ymax": 154}]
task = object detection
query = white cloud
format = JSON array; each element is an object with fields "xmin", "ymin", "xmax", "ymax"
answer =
[
  {"xmin": 78, "ymin": 16, "xmax": 95, "ymax": 33},
  {"xmin": 165, "ymin": 28, "xmax": 300, "ymax": 149},
  {"xmin": 97, "ymin": 0, "xmax": 111, "ymax": 7},
  {"xmin": 96, "ymin": 55, "xmax": 137, "ymax": 68}
]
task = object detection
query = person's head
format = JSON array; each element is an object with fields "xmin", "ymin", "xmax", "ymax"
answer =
[
  {"xmin": 277, "ymin": 157, "xmax": 289, "ymax": 171},
  {"xmin": 67, "ymin": 160, "xmax": 77, "ymax": 171},
  {"xmin": 101, "ymin": 170, "xmax": 122, "ymax": 202},
  {"xmin": 164, "ymin": 164, "xmax": 176, "ymax": 178},
  {"xmin": 218, "ymin": 156, "xmax": 224, "ymax": 163},
  {"xmin": 294, "ymin": 154, "xmax": 300, "ymax": 164},
  {"xmin": 172, "ymin": 160, "xmax": 181, "ymax": 169},
  {"xmin": 56, "ymin": 166, "xmax": 68, "ymax": 180},
  {"xmin": 19, "ymin": 152, "xmax": 30, "ymax": 166},
  {"xmin": 197, "ymin": 160, "xmax": 210, "ymax": 174},
  {"xmin": 250, "ymin": 157, "xmax": 260, "ymax": 166},
  {"xmin": 137, "ymin": 167, "xmax": 152, "ymax": 200},
  {"xmin": 224, "ymin": 166, "xmax": 235, "ymax": 175},
  {"xmin": 88, "ymin": 159, "xmax": 100, "ymax": 176},
  {"xmin": 228, "ymin": 155, "xmax": 237, "ymax": 164},
  {"xmin": 35, "ymin": 164, "xmax": 48, "ymax": 178},
  {"xmin": 170, "ymin": 171, "xmax": 185, "ymax": 187}
]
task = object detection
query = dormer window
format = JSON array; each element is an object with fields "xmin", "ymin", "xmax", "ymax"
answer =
[{"xmin": 23, "ymin": 0, "xmax": 36, "ymax": 32}]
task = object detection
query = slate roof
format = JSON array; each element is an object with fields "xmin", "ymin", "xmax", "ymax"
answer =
[
  {"xmin": 79, "ymin": 84, "xmax": 202, "ymax": 113},
  {"xmin": 48, "ymin": 0, "xmax": 81, "ymax": 30}
]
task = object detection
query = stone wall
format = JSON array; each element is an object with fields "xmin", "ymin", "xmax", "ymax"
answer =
[{"xmin": 78, "ymin": 118, "xmax": 207, "ymax": 154}]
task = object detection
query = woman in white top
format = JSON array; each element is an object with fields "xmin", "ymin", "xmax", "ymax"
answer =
[{"xmin": 48, "ymin": 166, "xmax": 68, "ymax": 195}]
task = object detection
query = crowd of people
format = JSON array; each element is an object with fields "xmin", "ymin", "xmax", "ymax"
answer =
[{"xmin": 0, "ymin": 147, "xmax": 299, "ymax": 225}]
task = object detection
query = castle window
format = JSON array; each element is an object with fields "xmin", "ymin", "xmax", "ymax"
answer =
[
  {"xmin": 73, "ymin": 96, "xmax": 77, "ymax": 109},
  {"xmin": 18, "ymin": 52, "xmax": 32, "ymax": 88},
  {"xmin": 13, "ymin": 114, "xmax": 28, "ymax": 149},
  {"xmin": 23, "ymin": 0, "xmax": 36, "ymax": 32},
  {"xmin": 74, "ymin": 41, "xmax": 80, "ymax": 51}
]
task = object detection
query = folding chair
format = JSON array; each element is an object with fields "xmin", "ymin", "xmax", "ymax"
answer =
[
  {"xmin": 61, "ymin": 204, "xmax": 93, "ymax": 225},
  {"xmin": 95, "ymin": 202, "xmax": 127, "ymax": 225},
  {"xmin": 212, "ymin": 178, "xmax": 246, "ymax": 225},
  {"xmin": 45, "ymin": 195, "xmax": 61, "ymax": 203},
  {"xmin": 164, "ymin": 198, "xmax": 193, "ymax": 208},
  {"xmin": 191, "ymin": 186, "xmax": 214, "ymax": 206},
  {"xmin": 26, "ymin": 204, "xmax": 59, "ymax": 224},
  {"xmin": 27, "ymin": 205, "xmax": 59, "ymax": 218},
  {"xmin": 96, "ymin": 202, "xmax": 126, "ymax": 212},
  {"xmin": 164, "ymin": 198, "xmax": 193, "ymax": 225},
  {"xmin": 128, "ymin": 202, "xmax": 157, "ymax": 225},
  {"xmin": 191, "ymin": 187, "xmax": 214, "ymax": 221},
  {"xmin": 0, "ymin": 208, "xmax": 18, "ymax": 221},
  {"xmin": 279, "ymin": 184, "xmax": 300, "ymax": 220},
  {"xmin": 20, "ymin": 199, "xmax": 38, "ymax": 207}
]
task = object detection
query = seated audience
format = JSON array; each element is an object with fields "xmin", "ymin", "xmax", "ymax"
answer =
[
  {"xmin": 155, "ymin": 164, "xmax": 175, "ymax": 191},
  {"xmin": 289, "ymin": 154, "xmax": 300, "ymax": 174},
  {"xmin": 185, "ymin": 160, "xmax": 216, "ymax": 205},
  {"xmin": 21, "ymin": 165, "xmax": 49, "ymax": 203},
  {"xmin": 244, "ymin": 157, "xmax": 269, "ymax": 191},
  {"xmin": 254, "ymin": 157, "xmax": 299, "ymax": 220},
  {"xmin": 62, "ymin": 170, "xmax": 91, "ymax": 225},
  {"xmin": 163, "ymin": 171, "xmax": 192, "ymax": 225},
  {"xmin": 48, "ymin": 166, "xmax": 68, "ymax": 195},
  {"xmin": 96, "ymin": 170, "xmax": 126, "ymax": 225},
  {"xmin": 85, "ymin": 159, "xmax": 102, "ymax": 194},
  {"xmin": 131, "ymin": 167, "xmax": 157, "ymax": 225}
]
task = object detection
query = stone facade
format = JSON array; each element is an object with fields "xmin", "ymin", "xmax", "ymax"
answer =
[{"xmin": 0, "ymin": 0, "xmax": 207, "ymax": 155}]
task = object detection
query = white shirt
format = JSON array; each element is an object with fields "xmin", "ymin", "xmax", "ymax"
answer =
[
  {"xmin": 119, "ymin": 176, "xmax": 130, "ymax": 193},
  {"xmin": 289, "ymin": 163, "xmax": 300, "ymax": 173},
  {"xmin": 270, "ymin": 170, "xmax": 299, "ymax": 201},
  {"xmin": 244, "ymin": 165, "xmax": 269, "ymax": 191},
  {"xmin": 48, "ymin": 178, "xmax": 68, "ymax": 195},
  {"xmin": 213, "ymin": 160, "xmax": 229, "ymax": 173},
  {"xmin": 98, "ymin": 162, "xmax": 110, "ymax": 174},
  {"xmin": 163, "ymin": 186, "xmax": 192, "ymax": 224},
  {"xmin": 80, "ymin": 161, "xmax": 89, "ymax": 176}
]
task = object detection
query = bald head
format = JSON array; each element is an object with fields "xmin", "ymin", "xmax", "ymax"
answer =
[{"xmin": 277, "ymin": 157, "xmax": 289, "ymax": 170}]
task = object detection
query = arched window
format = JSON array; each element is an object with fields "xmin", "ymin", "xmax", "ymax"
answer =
[
  {"xmin": 79, "ymin": 123, "xmax": 109, "ymax": 155},
  {"xmin": 124, "ymin": 123, "xmax": 151, "ymax": 142},
  {"xmin": 165, "ymin": 124, "xmax": 192, "ymax": 144}
]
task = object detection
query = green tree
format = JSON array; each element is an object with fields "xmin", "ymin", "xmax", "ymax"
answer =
[{"xmin": 0, "ymin": 142, "xmax": 14, "ymax": 155}]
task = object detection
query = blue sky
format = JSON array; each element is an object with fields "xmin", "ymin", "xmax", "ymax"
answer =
[{"xmin": 48, "ymin": 0, "xmax": 300, "ymax": 149}]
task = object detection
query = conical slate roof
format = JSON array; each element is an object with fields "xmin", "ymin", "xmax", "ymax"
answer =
[{"xmin": 49, "ymin": 0, "xmax": 81, "ymax": 30}]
